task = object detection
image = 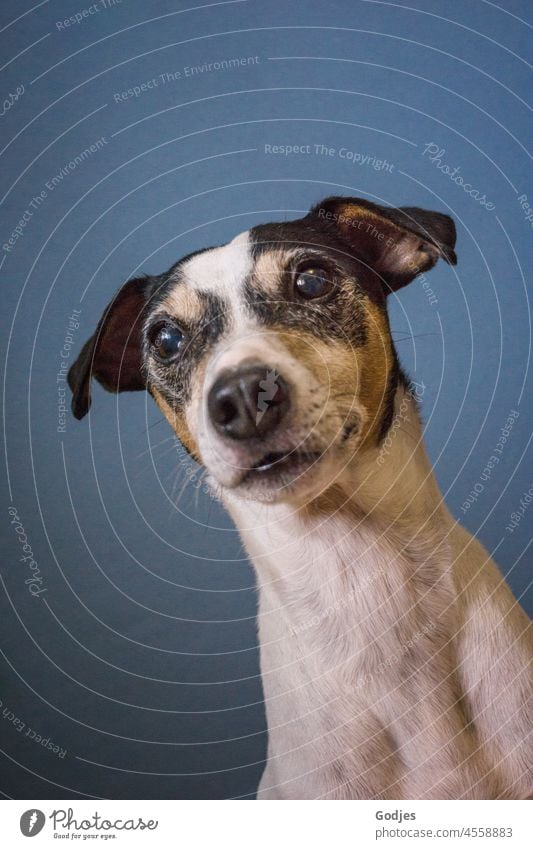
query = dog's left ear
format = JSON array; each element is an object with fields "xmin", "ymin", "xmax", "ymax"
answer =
[
  {"xmin": 68, "ymin": 276, "xmax": 155, "ymax": 420},
  {"xmin": 308, "ymin": 196, "xmax": 457, "ymax": 293}
]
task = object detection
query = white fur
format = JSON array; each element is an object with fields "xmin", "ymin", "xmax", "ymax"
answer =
[
  {"xmin": 223, "ymin": 390, "xmax": 532, "ymax": 799},
  {"xmin": 181, "ymin": 230, "xmax": 252, "ymax": 331}
]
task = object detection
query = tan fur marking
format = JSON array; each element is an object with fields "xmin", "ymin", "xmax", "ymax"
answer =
[
  {"xmin": 356, "ymin": 299, "xmax": 395, "ymax": 445},
  {"xmin": 251, "ymin": 249, "xmax": 290, "ymax": 296},
  {"xmin": 159, "ymin": 284, "xmax": 204, "ymax": 325},
  {"xmin": 151, "ymin": 387, "xmax": 199, "ymax": 459},
  {"xmin": 278, "ymin": 299, "xmax": 393, "ymax": 448}
]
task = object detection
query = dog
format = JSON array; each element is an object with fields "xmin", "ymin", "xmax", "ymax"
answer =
[{"xmin": 68, "ymin": 196, "xmax": 532, "ymax": 799}]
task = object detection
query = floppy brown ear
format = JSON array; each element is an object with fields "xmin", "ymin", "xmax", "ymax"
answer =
[
  {"xmin": 308, "ymin": 196, "xmax": 457, "ymax": 293},
  {"xmin": 68, "ymin": 276, "xmax": 156, "ymax": 420}
]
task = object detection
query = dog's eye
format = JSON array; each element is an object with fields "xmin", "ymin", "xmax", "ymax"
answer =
[
  {"xmin": 149, "ymin": 322, "xmax": 184, "ymax": 362},
  {"xmin": 295, "ymin": 267, "xmax": 334, "ymax": 300}
]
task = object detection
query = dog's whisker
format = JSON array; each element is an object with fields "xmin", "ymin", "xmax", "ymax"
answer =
[
  {"xmin": 135, "ymin": 434, "xmax": 178, "ymax": 460},
  {"xmin": 138, "ymin": 416, "xmax": 168, "ymax": 435}
]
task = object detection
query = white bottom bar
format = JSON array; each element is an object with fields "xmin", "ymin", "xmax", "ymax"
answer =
[{"xmin": 1, "ymin": 799, "xmax": 531, "ymax": 848}]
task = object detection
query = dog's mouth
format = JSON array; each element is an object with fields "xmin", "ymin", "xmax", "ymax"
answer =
[{"xmin": 239, "ymin": 449, "xmax": 322, "ymax": 489}]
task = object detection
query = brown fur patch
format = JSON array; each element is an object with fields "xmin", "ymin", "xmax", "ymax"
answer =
[
  {"xmin": 159, "ymin": 284, "xmax": 204, "ymax": 325},
  {"xmin": 251, "ymin": 249, "xmax": 291, "ymax": 296},
  {"xmin": 278, "ymin": 296, "xmax": 393, "ymax": 448},
  {"xmin": 355, "ymin": 299, "xmax": 395, "ymax": 444},
  {"xmin": 151, "ymin": 387, "xmax": 199, "ymax": 460}
]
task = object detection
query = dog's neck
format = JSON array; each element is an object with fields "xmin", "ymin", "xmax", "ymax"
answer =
[
  {"xmin": 222, "ymin": 386, "xmax": 455, "ymax": 682},
  {"xmin": 222, "ymin": 385, "xmax": 456, "ymax": 795}
]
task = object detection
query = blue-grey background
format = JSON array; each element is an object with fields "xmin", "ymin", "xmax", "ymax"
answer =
[{"xmin": 1, "ymin": 0, "xmax": 531, "ymax": 799}]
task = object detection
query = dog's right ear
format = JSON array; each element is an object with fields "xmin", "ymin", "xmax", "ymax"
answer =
[{"xmin": 68, "ymin": 276, "xmax": 156, "ymax": 420}]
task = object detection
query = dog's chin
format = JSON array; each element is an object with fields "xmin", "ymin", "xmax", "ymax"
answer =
[{"xmin": 209, "ymin": 448, "xmax": 339, "ymax": 505}]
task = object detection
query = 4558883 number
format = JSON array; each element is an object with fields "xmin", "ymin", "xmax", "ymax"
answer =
[{"xmin": 461, "ymin": 827, "xmax": 513, "ymax": 838}]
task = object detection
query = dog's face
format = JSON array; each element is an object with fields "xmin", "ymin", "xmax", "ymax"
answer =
[{"xmin": 69, "ymin": 197, "xmax": 456, "ymax": 504}]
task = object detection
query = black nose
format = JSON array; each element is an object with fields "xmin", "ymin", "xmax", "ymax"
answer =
[{"xmin": 208, "ymin": 365, "xmax": 290, "ymax": 440}]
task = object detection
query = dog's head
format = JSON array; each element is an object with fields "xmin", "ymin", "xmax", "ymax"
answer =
[{"xmin": 69, "ymin": 196, "xmax": 456, "ymax": 504}]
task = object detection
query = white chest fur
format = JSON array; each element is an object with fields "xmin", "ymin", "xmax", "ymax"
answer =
[
  {"xmin": 236, "ymin": 499, "xmax": 455, "ymax": 798},
  {"xmin": 222, "ymin": 392, "xmax": 530, "ymax": 799}
]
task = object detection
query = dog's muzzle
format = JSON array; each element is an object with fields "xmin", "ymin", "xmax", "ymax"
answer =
[{"xmin": 207, "ymin": 364, "xmax": 290, "ymax": 441}]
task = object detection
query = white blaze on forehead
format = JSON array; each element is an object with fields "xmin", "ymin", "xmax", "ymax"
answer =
[{"xmin": 180, "ymin": 230, "xmax": 253, "ymax": 325}]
